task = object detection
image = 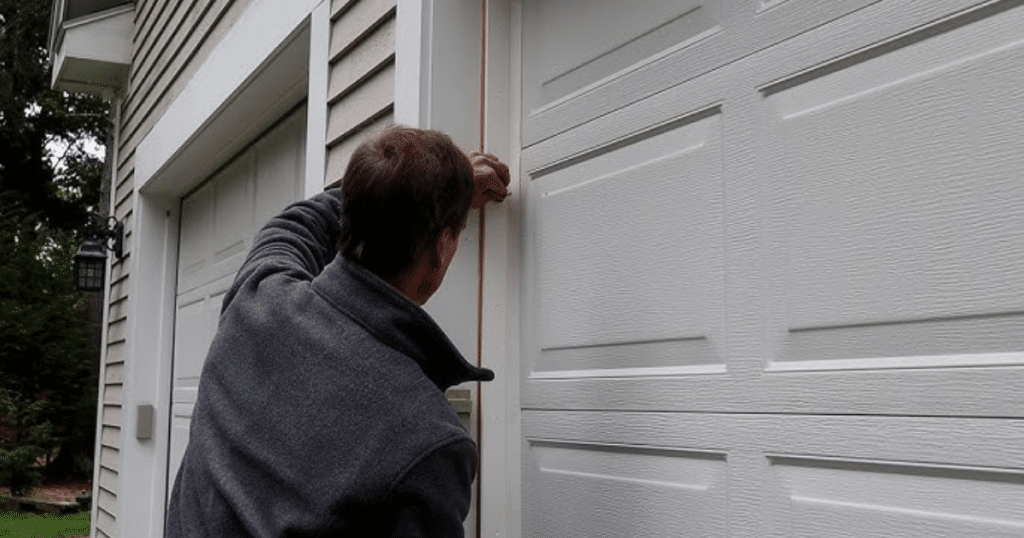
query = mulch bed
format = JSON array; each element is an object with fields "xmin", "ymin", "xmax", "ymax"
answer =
[
  {"xmin": 0, "ymin": 481, "xmax": 91, "ymax": 537},
  {"xmin": 0, "ymin": 481, "xmax": 91, "ymax": 505},
  {"xmin": 1, "ymin": 481, "xmax": 90, "ymax": 513}
]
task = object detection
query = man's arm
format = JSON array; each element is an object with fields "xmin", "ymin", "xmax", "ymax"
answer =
[
  {"xmin": 221, "ymin": 190, "xmax": 343, "ymax": 311},
  {"xmin": 380, "ymin": 438, "xmax": 477, "ymax": 538}
]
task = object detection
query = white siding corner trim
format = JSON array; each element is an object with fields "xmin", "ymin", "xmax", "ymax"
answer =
[
  {"xmin": 394, "ymin": 0, "xmax": 425, "ymax": 126},
  {"xmin": 306, "ymin": 0, "xmax": 331, "ymax": 196}
]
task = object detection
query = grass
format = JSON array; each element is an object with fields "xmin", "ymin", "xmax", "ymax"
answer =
[{"xmin": 0, "ymin": 511, "xmax": 89, "ymax": 537}]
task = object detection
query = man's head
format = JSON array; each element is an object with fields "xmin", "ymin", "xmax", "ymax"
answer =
[{"xmin": 338, "ymin": 126, "xmax": 474, "ymax": 303}]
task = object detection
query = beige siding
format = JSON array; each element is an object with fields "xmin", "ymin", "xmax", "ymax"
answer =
[
  {"xmin": 97, "ymin": 488, "xmax": 118, "ymax": 520},
  {"xmin": 103, "ymin": 385, "xmax": 122, "ymax": 407},
  {"xmin": 95, "ymin": 508, "xmax": 117, "ymax": 538},
  {"xmin": 102, "ymin": 405, "xmax": 122, "ymax": 426},
  {"xmin": 99, "ymin": 467, "xmax": 118, "ymax": 494},
  {"xmin": 328, "ymin": 63, "xmax": 395, "ymax": 145},
  {"xmin": 101, "ymin": 426, "xmax": 122, "ymax": 450},
  {"xmin": 104, "ymin": 363, "xmax": 124, "ymax": 385},
  {"xmin": 95, "ymin": 1, "xmax": 253, "ymax": 535},
  {"xmin": 325, "ymin": 0, "xmax": 397, "ymax": 185},
  {"xmin": 327, "ymin": 112, "xmax": 393, "ymax": 183},
  {"xmin": 99, "ymin": 446, "xmax": 119, "ymax": 471}
]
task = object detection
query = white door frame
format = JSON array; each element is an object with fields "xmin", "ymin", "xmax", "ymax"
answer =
[
  {"xmin": 122, "ymin": 1, "xmax": 329, "ymax": 536},
  {"xmin": 396, "ymin": 1, "xmax": 523, "ymax": 536},
  {"xmin": 479, "ymin": 2, "xmax": 523, "ymax": 537}
]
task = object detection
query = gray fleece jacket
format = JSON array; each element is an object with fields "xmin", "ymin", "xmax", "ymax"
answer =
[{"xmin": 165, "ymin": 190, "xmax": 493, "ymax": 537}]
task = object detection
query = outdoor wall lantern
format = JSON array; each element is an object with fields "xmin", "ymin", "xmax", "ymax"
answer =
[{"xmin": 73, "ymin": 216, "xmax": 124, "ymax": 292}]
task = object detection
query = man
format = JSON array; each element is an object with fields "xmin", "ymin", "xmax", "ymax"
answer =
[{"xmin": 166, "ymin": 126, "xmax": 510, "ymax": 537}]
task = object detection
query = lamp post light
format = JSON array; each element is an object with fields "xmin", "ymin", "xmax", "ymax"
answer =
[{"xmin": 73, "ymin": 217, "xmax": 124, "ymax": 292}]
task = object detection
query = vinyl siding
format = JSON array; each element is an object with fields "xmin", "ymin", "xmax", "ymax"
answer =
[
  {"xmin": 95, "ymin": 1, "xmax": 252, "ymax": 535},
  {"xmin": 95, "ymin": 1, "xmax": 395, "ymax": 534},
  {"xmin": 326, "ymin": 0, "xmax": 396, "ymax": 184}
]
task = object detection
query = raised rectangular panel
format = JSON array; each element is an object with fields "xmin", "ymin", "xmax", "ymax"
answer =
[
  {"xmin": 524, "ymin": 441, "xmax": 728, "ymax": 538},
  {"xmin": 530, "ymin": 111, "xmax": 723, "ymax": 375},
  {"xmin": 762, "ymin": 3, "xmax": 1024, "ymax": 369},
  {"xmin": 522, "ymin": 0, "xmax": 719, "ymax": 114},
  {"xmin": 254, "ymin": 111, "xmax": 305, "ymax": 228},
  {"xmin": 172, "ymin": 295, "xmax": 218, "ymax": 390},
  {"xmin": 772, "ymin": 457, "xmax": 1024, "ymax": 537},
  {"xmin": 213, "ymin": 156, "xmax": 254, "ymax": 265},
  {"xmin": 753, "ymin": 0, "xmax": 881, "ymax": 28},
  {"xmin": 166, "ymin": 403, "xmax": 194, "ymax": 503},
  {"xmin": 177, "ymin": 184, "xmax": 213, "ymax": 292}
]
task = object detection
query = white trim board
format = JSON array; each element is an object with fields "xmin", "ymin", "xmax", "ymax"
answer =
[
  {"xmin": 394, "ymin": 0, "xmax": 425, "ymax": 126},
  {"xmin": 136, "ymin": 0, "xmax": 325, "ymax": 196},
  {"xmin": 305, "ymin": 0, "xmax": 331, "ymax": 196},
  {"xmin": 479, "ymin": 2, "xmax": 523, "ymax": 537}
]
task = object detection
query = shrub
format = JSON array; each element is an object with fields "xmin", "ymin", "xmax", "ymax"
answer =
[{"xmin": 0, "ymin": 390, "xmax": 55, "ymax": 497}]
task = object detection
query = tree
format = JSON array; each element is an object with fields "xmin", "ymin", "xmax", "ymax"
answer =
[
  {"xmin": 0, "ymin": 0, "xmax": 110, "ymax": 492},
  {"xmin": 0, "ymin": 0, "xmax": 110, "ymax": 230}
]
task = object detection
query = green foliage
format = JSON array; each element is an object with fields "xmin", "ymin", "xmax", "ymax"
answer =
[
  {"xmin": 0, "ymin": 510, "xmax": 90, "ymax": 537},
  {"xmin": 0, "ymin": 203, "xmax": 98, "ymax": 488},
  {"xmin": 0, "ymin": 389, "xmax": 57, "ymax": 497},
  {"xmin": 0, "ymin": 0, "xmax": 110, "ymax": 231},
  {"xmin": 0, "ymin": 0, "xmax": 108, "ymax": 489}
]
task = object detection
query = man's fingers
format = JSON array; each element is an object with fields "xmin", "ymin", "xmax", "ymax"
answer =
[
  {"xmin": 468, "ymin": 151, "xmax": 512, "ymax": 207},
  {"xmin": 493, "ymin": 160, "xmax": 510, "ymax": 187},
  {"xmin": 469, "ymin": 152, "xmax": 511, "ymax": 186}
]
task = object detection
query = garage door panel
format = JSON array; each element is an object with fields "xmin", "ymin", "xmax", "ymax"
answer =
[
  {"xmin": 786, "ymin": 500, "xmax": 1024, "ymax": 538},
  {"xmin": 518, "ymin": 0, "xmax": 1024, "ymax": 534},
  {"xmin": 167, "ymin": 403, "xmax": 194, "ymax": 496},
  {"xmin": 534, "ymin": 340, "xmax": 723, "ymax": 379},
  {"xmin": 213, "ymin": 155, "xmax": 256, "ymax": 266},
  {"xmin": 522, "ymin": 0, "xmax": 884, "ymax": 146},
  {"xmin": 531, "ymin": 111, "xmax": 724, "ymax": 366},
  {"xmin": 772, "ymin": 457, "xmax": 1024, "ymax": 537},
  {"xmin": 522, "ymin": 0, "xmax": 725, "ymax": 146},
  {"xmin": 525, "ymin": 411, "xmax": 1024, "ymax": 536},
  {"xmin": 750, "ymin": 0, "xmax": 883, "ymax": 49},
  {"xmin": 172, "ymin": 297, "xmax": 214, "ymax": 390},
  {"xmin": 523, "ymin": 375, "xmax": 736, "ymax": 412},
  {"xmin": 523, "ymin": 440, "xmax": 729, "ymax": 538},
  {"xmin": 526, "ymin": 368, "xmax": 1024, "ymax": 417},
  {"xmin": 759, "ymin": 1, "xmax": 1024, "ymax": 371},
  {"xmin": 254, "ymin": 111, "xmax": 306, "ymax": 227},
  {"xmin": 524, "ymin": 412, "xmax": 1024, "ymax": 471},
  {"xmin": 777, "ymin": 314, "xmax": 1024, "ymax": 366},
  {"xmin": 523, "ymin": 0, "xmax": 719, "ymax": 116},
  {"xmin": 177, "ymin": 184, "xmax": 214, "ymax": 293},
  {"xmin": 170, "ymin": 107, "xmax": 306, "ymax": 503}
]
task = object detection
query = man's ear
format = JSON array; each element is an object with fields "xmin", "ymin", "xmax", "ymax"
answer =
[{"xmin": 434, "ymin": 227, "xmax": 459, "ymax": 268}]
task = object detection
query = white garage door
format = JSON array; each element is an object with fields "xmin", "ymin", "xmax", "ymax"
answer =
[
  {"xmin": 519, "ymin": 1, "xmax": 1024, "ymax": 536},
  {"xmin": 168, "ymin": 109, "xmax": 306, "ymax": 497}
]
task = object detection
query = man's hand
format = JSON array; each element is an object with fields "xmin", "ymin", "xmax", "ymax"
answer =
[{"xmin": 468, "ymin": 152, "xmax": 511, "ymax": 209}]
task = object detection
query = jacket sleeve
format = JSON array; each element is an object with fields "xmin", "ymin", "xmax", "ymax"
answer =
[
  {"xmin": 220, "ymin": 189, "xmax": 343, "ymax": 312},
  {"xmin": 382, "ymin": 438, "xmax": 478, "ymax": 538}
]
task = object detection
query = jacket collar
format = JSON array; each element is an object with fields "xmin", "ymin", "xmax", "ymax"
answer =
[{"xmin": 312, "ymin": 255, "xmax": 494, "ymax": 389}]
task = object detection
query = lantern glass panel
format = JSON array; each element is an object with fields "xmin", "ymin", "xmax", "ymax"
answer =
[{"xmin": 74, "ymin": 253, "xmax": 106, "ymax": 291}]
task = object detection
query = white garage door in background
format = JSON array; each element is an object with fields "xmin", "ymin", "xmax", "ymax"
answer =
[
  {"xmin": 519, "ymin": 1, "xmax": 1024, "ymax": 536},
  {"xmin": 168, "ymin": 108, "xmax": 307, "ymax": 498}
]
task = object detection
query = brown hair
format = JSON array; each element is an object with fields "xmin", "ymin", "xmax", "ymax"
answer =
[{"xmin": 338, "ymin": 126, "xmax": 474, "ymax": 277}]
